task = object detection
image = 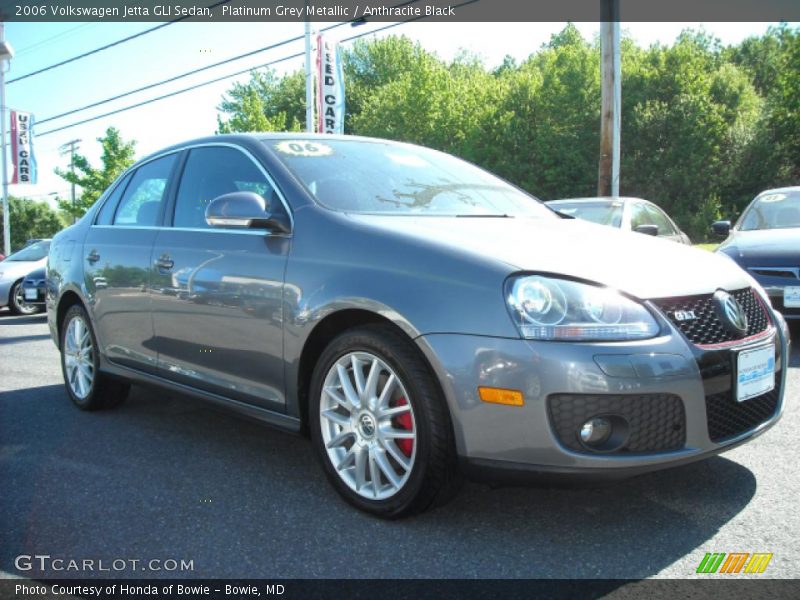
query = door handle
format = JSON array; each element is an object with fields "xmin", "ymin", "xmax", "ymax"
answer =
[
  {"xmin": 86, "ymin": 250, "xmax": 100, "ymax": 264},
  {"xmin": 155, "ymin": 255, "xmax": 174, "ymax": 270}
]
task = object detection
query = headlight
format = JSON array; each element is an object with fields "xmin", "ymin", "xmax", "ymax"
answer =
[{"xmin": 506, "ymin": 275, "xmax": 660, "ymax": 341}]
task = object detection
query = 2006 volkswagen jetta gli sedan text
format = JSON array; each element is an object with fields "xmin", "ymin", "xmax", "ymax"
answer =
[{"xmin": 47, "ymin": 134, "xmax": 789, "ymax": 517}]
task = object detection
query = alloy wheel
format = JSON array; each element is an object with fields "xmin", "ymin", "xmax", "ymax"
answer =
[
  {"xmin": 12, "ymin": 283, "xmax": 38, "ymax": 315},
  {"xmin": 319, "ymin": 351, "xmax": 417, "ymax": 500},
  {"xmin": 63, "ymin": 315, "xmax": 95, "ymax": 399}
]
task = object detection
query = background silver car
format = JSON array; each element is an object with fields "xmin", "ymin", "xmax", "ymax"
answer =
[
  {"xmin": 547, "ymin": 197, "xmax": 692, "ymax": 244},
  {"xmin": 0, "ymin": 240, "xmax": 50, "ymax": 315},
  {"xmin": 47, "ymin": 135, "xmax": 787, "ymax": 517}
]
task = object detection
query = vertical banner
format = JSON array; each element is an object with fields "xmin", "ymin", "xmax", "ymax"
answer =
[
  {"xmin": 10, "ymin": 110, "xmax": 37, "ymax": 184},
  {"xmin": 316, "ymin": 34, "xmax": 345, "ymax": 134}
]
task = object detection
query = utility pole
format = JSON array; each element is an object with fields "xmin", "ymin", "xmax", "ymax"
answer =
[
  {"xmin": 0, "ymin": 24, "xmax": 12, "ymax": 257},
  {"xmin": 598, "ymin": 0, "xmax": 621, "ymax": 197},
  {"xmin": 304, "ymin": 3, "xmax": 314, "ymax": 133},
  {"xmin": 59, "ymin": 139, "xmax": 81, "ymax": 222}
]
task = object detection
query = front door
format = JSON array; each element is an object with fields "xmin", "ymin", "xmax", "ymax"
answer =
[{"xmin": 149, "ymin": 145, "xmax": 290, "ymax": 410}]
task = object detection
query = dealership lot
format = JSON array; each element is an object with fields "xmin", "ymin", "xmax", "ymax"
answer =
[{"xmin": 1, "ymin": 311, "xmax": 797, "ymax": 579}]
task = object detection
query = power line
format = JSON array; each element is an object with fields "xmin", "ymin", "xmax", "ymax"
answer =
[
  {"xmin": 35, "ymin": 1, "xmax": 426, "ymax": 126},
  {"xmin": 16, "ymin": 23, "xmax": 97, "ymax": 55},
  {"xmin": 8, "ymin": 0, "xmax": 232, "ymax": 85},
  {"xmin": 35, "ymin": 0, "xmax": 479, "ymax": 137},
  {"xmin": 36, "ymin": 21, "xmax": 351, "ymax": 127},
  {"xmin": 36, "ymin": 51, "xmax": 304, "ymax": 137}
]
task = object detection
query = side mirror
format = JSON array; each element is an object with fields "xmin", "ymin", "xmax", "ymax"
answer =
[
  {"xmin": 711, "ymin": 220, "xmax": 731, "ymax": 238},
  {"xmin": 634, "ymin": 224, "xmax": 659, "ymax": 236},
  {"xmin": 205, "ymin": 191, "xmax": 290, "ymax": 234}
]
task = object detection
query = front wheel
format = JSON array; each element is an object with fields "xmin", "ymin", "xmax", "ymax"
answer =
[
  {"xmin": 60, "ymin": 304, "xmax": 130, "ymax": 410},
  {"xmin": 310, "ymin": 325, "xmax": 461, "ymax": 518},
  {"xmin": 9, "ymin": 281, "xmax": 40, "ymax": 315}
]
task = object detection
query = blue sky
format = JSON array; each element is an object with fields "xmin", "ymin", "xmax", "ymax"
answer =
[{"xmin": 3, "ymin": 20, "xmax": 789, "ymax": 205}]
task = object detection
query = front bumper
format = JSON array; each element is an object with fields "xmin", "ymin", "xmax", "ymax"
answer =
[
  {"xmin": 749, "ymin": 271, "xmax": 800, "ymax": 320},
  {"xmin": 416, "ymin": 314, "xmax": 787, "ymax": 481},
  {"xmin": 20, "ymin": 282, "xmax": 46, "ymax": 306}
]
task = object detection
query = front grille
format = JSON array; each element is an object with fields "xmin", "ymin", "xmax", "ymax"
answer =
[
  {"xmin": 705, "ymin": 375, "xmax": 782, "ymax": 443},
  {"xmin": 652, "ymin": 287, "xmax": 769, "ymax": 345},
  {"xmin": 547, "ymin": 394, "xmax": 686, "ymax": 454}
]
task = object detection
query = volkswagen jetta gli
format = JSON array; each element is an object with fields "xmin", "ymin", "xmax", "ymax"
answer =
[{"xmin": 47, "ymin": 134, "xmax": 789, "ymax": 517}]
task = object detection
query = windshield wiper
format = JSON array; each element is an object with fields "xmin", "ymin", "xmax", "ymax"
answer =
[{"xmin": 455, "ymin": 214, "xmax": 513, "ymax": 218}]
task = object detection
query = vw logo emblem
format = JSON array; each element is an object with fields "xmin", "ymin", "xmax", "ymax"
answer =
[
  {"xmin": 713, "ymin": 290, "xmax": 748, "ymax": 336},
  {"xmin": 359, "ymin": 414, "xmax": 376, "ymax": 437}
]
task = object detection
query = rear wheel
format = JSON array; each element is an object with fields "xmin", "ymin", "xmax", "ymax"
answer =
[
  {"xmin": 60, "ymin": 304, "xmax": 129, "ymax": 410},
  {"xmin": 310, "ymin": 325, "xmax": 461, "ymax": 518},
  {"xmin": 9, "ymin": 281, "xmax": 40, "ymax": 315}
]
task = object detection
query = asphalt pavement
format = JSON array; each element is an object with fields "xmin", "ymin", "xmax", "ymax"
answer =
[{"xmin": 1, "ymin": 309, "xmax": 798, "ymax": 579}]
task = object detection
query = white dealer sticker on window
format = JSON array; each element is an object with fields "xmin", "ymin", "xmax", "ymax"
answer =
[{"xmin": 274, "ymin": 141, "xmax": 333, "ymax": 157}]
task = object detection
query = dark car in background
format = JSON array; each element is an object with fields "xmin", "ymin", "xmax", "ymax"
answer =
[
  {"xmin": 46, "ymin": 134, "xmax": 788, "ymax": 517},
  {"xmin": 20, "ymin": 266, "xmax": 47, "ymax": 313},
  {"xmin": 547, "ymin": 197, "xmax": 692, "ymax": 245},
  {"xmin": 714, "ymin": 186, "xmax": 800, "ymax": 321}
]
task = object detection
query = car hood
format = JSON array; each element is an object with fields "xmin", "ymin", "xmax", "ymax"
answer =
[
  {"xmin": 350, "ymin": 215, "xmax": 750, "ymax": 299},
  {"xmin": 720, "ymin": 228, "xmax": 800, "ymax": 266},
  {"xmin": 0, "ymin": 258, "xmax": 46, "ymax": 281}
]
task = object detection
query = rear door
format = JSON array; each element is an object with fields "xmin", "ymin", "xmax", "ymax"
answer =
[
  {"xmin": 83, "ymin": 152, "xmax": 179, "ymax": 373},
  {"xmin": 149, "ymin": 144, "xmax": 291, "ymax": 410}
]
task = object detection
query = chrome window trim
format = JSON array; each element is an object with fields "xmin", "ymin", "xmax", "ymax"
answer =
[
  {"xmin": 91, "ymin": 142, "xmax": 294, "ymax": 233},
  {"xmin": 90, "ymin": 225, "xmax": 271, "ymax": 236},
  {"xmin": 92, "ymin": 148, "xmax": 183, "ymax": 227}
]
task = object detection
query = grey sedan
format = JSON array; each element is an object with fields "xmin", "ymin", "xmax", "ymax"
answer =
[{"xmin": 47, "ymin": 134, "xmax": 789, "ymax": 517}]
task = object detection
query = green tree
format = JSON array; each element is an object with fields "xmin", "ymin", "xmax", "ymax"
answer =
[
  {"xmin": 217, "ymin": 70, "xmax": 305, "ymax": 133},
  {"xmin": 55, "ymin": 127, "xmax": 136, "ymax": 219},
  {"xmin": 214, "ymin": 25, "xmax": 799, "ymax": 241},
  {"xmin": 0, "ymin": 196, "xmax": 64, "ymax": 252}
]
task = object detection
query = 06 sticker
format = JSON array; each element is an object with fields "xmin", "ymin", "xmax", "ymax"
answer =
[{"xmin": 274, "ymin": 141, "xmax": 333, "ymax": 157}]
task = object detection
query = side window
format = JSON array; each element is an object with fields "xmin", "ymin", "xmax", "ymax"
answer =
[
  {"xmin": 173, "ymin": 146, "xmax": 279, "ymax": 229},
  {"xmin": 644, "ymin": 205, "xmax": 677, "ymax": 236},
  {"xmin": 629, "ymin": 203, "xmax": 651, "ymax": 230},
  {"xmin": 112, "ymin": 154, "xmax": 177, "ymax": 227},
  {"xmin": 95, "ymin": 172, "xmax": 131, "ymax": 225}
]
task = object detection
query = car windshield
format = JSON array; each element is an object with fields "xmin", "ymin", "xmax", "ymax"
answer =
[
  {"xmin": 548, "ymin": 200, "xmax": 623, "ymax": 227},
  {"xmin": 267, "ymin": 139, "xmax": 555, "ymax": 218},
  {"xmin": 739, "ymin": 191, "xmax": 800, "ymax": 231},
  {"xmin": 6, "ymin": 240, "xmax": 50, "ymax": 262}
]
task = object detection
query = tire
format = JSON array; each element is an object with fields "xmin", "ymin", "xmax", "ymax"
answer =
[
  {"xmin": 309, "ymin": 324, "xmax": 461, "ymax": 518},
  {"xmin": 8, "ymin": 280, "xmax": 40, "ymax": 315},
  {"xmin": 60, "ymin": 304, "xmax": 130, "ymax": 411}
]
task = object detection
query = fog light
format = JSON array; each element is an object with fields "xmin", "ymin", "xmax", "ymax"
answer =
[{"xmin": 579, "ymin": 417, "xmax": 612, "ymax": 446}]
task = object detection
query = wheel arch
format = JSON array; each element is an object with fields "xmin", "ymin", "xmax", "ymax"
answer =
[
  {"xmin": 295, "ymin": 308, "xmax": 448, "ymax": 435},
  {"xmin": 55, "ymin": 290, "xmax": 86, "ymax": 348}
]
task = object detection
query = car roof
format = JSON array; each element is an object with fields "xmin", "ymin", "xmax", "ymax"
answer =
[
  {"xmin": 136, "ymin": 133, "xmax": 409, "ymax": 164},
  {"xmin": 756, "ymin": 186, "xmax": 800, "ymax": 196}
]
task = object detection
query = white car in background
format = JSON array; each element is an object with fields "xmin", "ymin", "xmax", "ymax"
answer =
[
  {"xmin": 547, "ymin": 197, "xmax": 692, "ymax": 245},
  {"xmin": 0, "ymin": 240, "xmax": 50, "ymax": 315}
]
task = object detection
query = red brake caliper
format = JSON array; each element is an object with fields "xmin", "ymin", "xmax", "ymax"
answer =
[{"xmin": 393, "ymin": 397, "xmax": 414, "ymax": 457}]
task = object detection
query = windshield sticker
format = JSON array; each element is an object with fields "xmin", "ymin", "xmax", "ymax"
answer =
[
  {"xmin": 385, "ymin": 152, "xmax": 430, "ymax": 168},
  {"xmin": 274, "ymin": 141, "xmax": 333, "ymax": 157},
  {"xmin": 758, "ymin": 193, "xmax": 786, "ymax": 203}
]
